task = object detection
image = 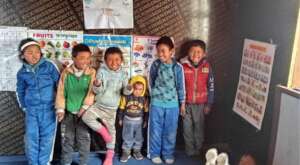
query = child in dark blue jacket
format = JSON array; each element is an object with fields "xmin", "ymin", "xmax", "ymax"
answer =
[
  {"xmin": 16, "ymin": 38, "xmax": 60, "ymax": 165},
  {"xmin": 148, "ymin": 36, "xmax": 185, "ymax": 164}
]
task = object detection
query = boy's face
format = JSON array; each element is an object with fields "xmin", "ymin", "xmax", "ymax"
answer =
[
  {"xmin": 106, "ymin": 53, "xmax": 123, "ymax": 71},
  {"xmin": 133, "ymin": 83, "xmax": 144, "ymax": 97},
  {"xmin": 73, "ymin": 51, "xmax": 91, "ymax": 70},
  {"xmin": 23, "ymin": 45, "xmax": 41, "ymax": 65},
  {"xmin": 157, "ymin": 44, "xmax": 174, "ymax": 64},
  {"xmin": 188, "ymin": 46, "xmax": 205, "ymax": 64}
]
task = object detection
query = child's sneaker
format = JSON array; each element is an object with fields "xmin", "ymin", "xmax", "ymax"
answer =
[
  {"xmin": 165, "ymin": 158, "xmax": 175, "ymax": 164},
  {"xmin": 120, "ymin": 150, "xmax": 131, "ymax": 163},
  {"xmin": 133, "ymin": 150, "xmax": 143, "ymax": 160},
  {"xmin": 151, "ymin": 157, "xmax": 163, "ymax": 164}
]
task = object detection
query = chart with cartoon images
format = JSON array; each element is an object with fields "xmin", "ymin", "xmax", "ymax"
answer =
[
  {"xmin": 0, "ymin": 27, "xmax": 161, "ymax": 91},
  {"xmin": 28, "ymin": 30, "xmax": 83, "ymax": 68},
  {"xmin": 131, "ymin": 36, "xmax": 159, "ymax": 76},
  {"xmin": 84, "ymin": 34, "xmax": 132, "ymax": 75},
  {"xmin": 0, "ymin": 27, "xmax": 27, "ymax": 91},
  {"xmin": 233, "ymin": 39, "xmax": 276, "ymax": 130}
]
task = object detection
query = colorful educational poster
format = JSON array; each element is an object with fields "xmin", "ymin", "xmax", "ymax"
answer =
[
  {"xmin": 131, "ymin": 36, "xmax": 159, "ymax": 76},
  {"xmin": 233, "ymin": 39, "xmax": 276, "ymax": 130},
  {"xmin": 28, "ymin": 30, "xmax": 83, "ymax": 68},
  {"xmin": 83, "ymin": 0, "xmax": 134, "ymax": 29},
  {"xmin": 0, "ymin": 26, "xmax": 27, "ymax": 91},
  {"xmin": 83, "ymin": 34, "xmax": 132, "ymax": 74}
]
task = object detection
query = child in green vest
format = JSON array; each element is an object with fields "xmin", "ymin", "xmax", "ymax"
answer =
[{"xmin": 55, "ymin": 44, "xmax": 96, "ymax": 165}]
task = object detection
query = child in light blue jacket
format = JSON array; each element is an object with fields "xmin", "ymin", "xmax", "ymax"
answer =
[{"xmin": 82, "ymin": 47, "xmax": 131, "ymax": 165}]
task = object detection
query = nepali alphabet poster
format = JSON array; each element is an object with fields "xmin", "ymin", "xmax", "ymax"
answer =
[{"xmin": 233, "ymin": 39, "xmax": 276, "ymax": 130}]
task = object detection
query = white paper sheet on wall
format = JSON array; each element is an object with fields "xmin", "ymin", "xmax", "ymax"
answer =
[
  {"xmin": 0, "ymin": 26, "xmax": 27, "ymax": 91},
  {"xmin": 83, "ymin": 0, "xmax": 134, "ymax": 29}
]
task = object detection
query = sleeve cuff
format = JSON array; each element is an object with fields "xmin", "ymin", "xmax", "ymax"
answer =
[
  {"xmin": 56, "ymin": 109, "xmax": 65, "ymax": 113},
  {"xmin": 82, "ymin": 105, "xmax": 89, "ymax": 110}
]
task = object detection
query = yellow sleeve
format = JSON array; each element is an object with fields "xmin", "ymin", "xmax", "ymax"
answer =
[{"xmin": 119, "ymin": 96, "xmax": 127, "ymax": 110}]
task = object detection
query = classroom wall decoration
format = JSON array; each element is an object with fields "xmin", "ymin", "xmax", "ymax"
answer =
[
  {"xmin": 83, "ymin": 0, "xmax": 134, "ymax": 29},
  {"xmin": 233, "ymin": 39, "xmax": 276, "ymax": 130},
  {"xmin": 28, "ymin": 30, "xmax": 83, "ymax": 68},
  {"xmin": 0, "ymin": 26, "xmax": 27, "ymax": 91},
  {"xmin": 0, "ymin": 27, "xmax": 161, "ymax": 92},
  {"xmin": 83, "ymin": 34, "xmax": 132, "ymax": 74},
  {"xmin": 131, "ymin": 35, "xmax": 159, "ymax": 76}
]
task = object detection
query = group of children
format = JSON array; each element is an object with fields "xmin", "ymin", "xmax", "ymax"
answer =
[{"xmin": 16, "ymin": 36, "xmax": 214, "ymax": 165}]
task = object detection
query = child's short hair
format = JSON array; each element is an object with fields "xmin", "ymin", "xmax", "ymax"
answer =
[
  {"xmin": 156, "ymin": 36, "xmax": 174, "ymax": 49},
  {"xmin": 189, "ymin": 39, "xmax": 206, "ymax": 51},
  {"xmin": 104, "ymin": 47, "xmax": 124, "ymax": 61},
  {"xmin": 18, "ymin": 38, "xmax": 40, "ymax": 61},
  {"xmin": 72, "ymin": 43, "xmax": 91, "ymax": 57}
]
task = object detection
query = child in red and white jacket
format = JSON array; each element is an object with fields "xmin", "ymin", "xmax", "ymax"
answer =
[{"xmin": 180, "ymin": 39, "xmax": 214, "ymax": 156}]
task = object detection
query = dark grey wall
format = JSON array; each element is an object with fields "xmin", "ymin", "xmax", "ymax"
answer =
[
  {"xmin": 0, "ymin": 0, "xmax": 299, "ymax": 164},
  {"xmin": 227, "ymin": 0, "xmax": 299, "ymax": 164}
]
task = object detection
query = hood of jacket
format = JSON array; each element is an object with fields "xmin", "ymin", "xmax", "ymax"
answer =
[{"xmin": 129, "ymin": 75, "xmax": 147, "ymax": 96}]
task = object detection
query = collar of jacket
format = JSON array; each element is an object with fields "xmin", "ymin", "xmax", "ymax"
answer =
[
  {"xmin": 23, "ymin": 57, "xmax": 46, "ymax": 73},
  {"xmin": 180, "ymin": 56, "xmax": 208, "ymax": 68},
  {"xmin": 65, "ymin": 64, "xmax": 94, "ymax": 75},
  {"xmin": 101, "ymin": 63, "xmax": 123, "ymax": 73},
  {"xmin": 155, "ymin": 58, "xmax": 178, "ymax": 66}
]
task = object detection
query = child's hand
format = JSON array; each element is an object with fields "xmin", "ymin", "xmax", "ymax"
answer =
[
  {"xmin": 93, "ymin": 79, "xmax": 102, "ymax": 87},
  {"xmin": 126, "ymin": 84, "xmax": 133, "ymax": 91},
  {"xmin": 180, "ymin": 103, "xmax": 186, "ymax": 117},
  {"xmin": 77, "ymin": 108, "xmax": 86, "ymax": 118},
  {"xmin": 204, "ymin": 105, "xmax": 211, "ymax": 115},
  {"xmin": 119, "ymin": 120, "xmax": 123, "ymax": 126},
  {"xmin": 57, "ymin": 112, "xmax": 65, "ymax": 122}
]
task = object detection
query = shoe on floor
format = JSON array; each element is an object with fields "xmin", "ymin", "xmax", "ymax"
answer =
[
  {"xmin": 133, "ymin": 150, "xmax": 143, "ymax": 160},
  {"xmin": 165, "ymin": 158, "xmax": 175, "ymax": 164},
  {"xmin": 151, "ymin": 157, "xmax": 163, "ymax": 164},
  {"xmin": 120, "ymin": 150, "xmax": 131, "ymax": 163}
]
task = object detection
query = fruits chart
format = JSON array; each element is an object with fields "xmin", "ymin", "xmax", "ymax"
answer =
[{"xmin": 28, "ymin": 30, "xmax": 83, "ymax": 69}]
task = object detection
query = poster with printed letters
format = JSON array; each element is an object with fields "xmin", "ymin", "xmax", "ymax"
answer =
[
  {"xmin": 0, "ymin": 26, "xmax": 27, "ymax": 91},
  {"xmin": 83, "ymin": 34, "xmax": 132, "ymax": 75},
  {"xmin": 28, "ymin": 30, "xmax": 83, "ymax": 69},
  {"xmin": 233, "ymin": 39, "xmax": 276, "ymax": 130}
]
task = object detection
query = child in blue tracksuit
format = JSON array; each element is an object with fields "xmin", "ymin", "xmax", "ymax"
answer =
[
  {"xmin": 16, "ymin": 38, "xmax": 60, "ymax": 165},
  {"xmin": 148, "ymin": 36, "xmax": 186, "ymax": 164}
]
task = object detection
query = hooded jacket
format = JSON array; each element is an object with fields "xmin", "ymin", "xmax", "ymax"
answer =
[
  {"xmin": 93, "ymin": 64, "xmax": 130, "ymax": 110},
  {"xmin": 180, "ymin": 56, "xmax": 214, "ymax": 105},
  {"xmin": 118, "ymin": 75, "xmax": 149, "ymax": 119}
]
